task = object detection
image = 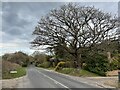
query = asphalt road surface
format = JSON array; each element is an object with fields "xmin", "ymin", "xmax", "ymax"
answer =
[{"xmin": 17, "ymin": 65, "xmax": 111, "ymax": 90}]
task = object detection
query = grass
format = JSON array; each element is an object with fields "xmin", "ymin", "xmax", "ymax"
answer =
[
  {"xmin": 118, "ymin": 82, "xmax": 120, "ymax": 88},
  {"xmin": 57, "ymin": 68, "xmax": 100, "ymax": 77},
  {"xmin": 47, "ymin": 67, "xmax": 55, "ymax": 70},
  {"xmin": 3, "ymin": 67, "xmax": 26, "ymax": 79},
  {"xmin": 38, "ymin": 66, "xmax": 100, "ymax": 77}
]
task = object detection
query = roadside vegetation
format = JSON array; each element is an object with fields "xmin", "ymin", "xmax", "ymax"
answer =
[
  {"xmin": 57, "ymin": 68, "xmax": 99, "ymax": 77},
  {"xmin": 2, "ymin": 51, "xmax": 34, "ymax": 79},
  {"xmin": 32, "ymin": 37, "xmax": 119, "ymax": 77},
  {"xmin": 2, "ymin": 61, "xmax": 26, "ymax": 79},
  {"xmin": 2, "ymin": 51, "xmax": 33, "ymax": 67},
  {"xmin": 31, "ymin": 3, "xmax": 120, "ymax": 77}
]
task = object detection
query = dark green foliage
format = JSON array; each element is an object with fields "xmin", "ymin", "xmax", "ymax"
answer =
[
  {"xmin": 22, "ymin": 63, "xmax": 28, "ymax": 67},
  {"xmin": 109, "ymin": 62, "xmax": 118, "ymax": 71},
  {"xmin": 109, "ymin": 54, "xmax": 120, "ymax": 70},
  {"xmin": 84, "ymin": 53, "xmax": 109, "ymax": 76},
  {"xmin": 54, "ymin": 44, "xmax": 67, "ymax": 59}
]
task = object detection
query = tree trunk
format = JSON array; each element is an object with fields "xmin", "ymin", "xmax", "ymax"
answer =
[
  {"xmin": 77, "ymin": 54, "xmax": 83, "ymax": 69},
  {"xmin": 74, "ymin": 53, "xmax": 82, "ymax": 69}
]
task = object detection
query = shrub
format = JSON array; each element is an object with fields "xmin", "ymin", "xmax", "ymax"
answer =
[
  {"xmin": 84, "ymin": 53, "xmax": 109, "ymax": 76},
  {"xmin": 38, "ymin": 61, "xmax": 50, "ymax": 68},
  {"xmin": 64, "ymin": 61, "xmax": 71, "ymax": 68},
  {"xmin": 22, "ymin": 63, "xmax": 28, "ymax": 67},
  {"xmin": 109, "ymin": 60, "xmax": 118, "ymax": 71}
]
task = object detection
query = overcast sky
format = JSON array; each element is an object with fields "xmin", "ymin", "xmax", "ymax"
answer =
[{"xmin": 0, "ymin": 1, "xmax": 119, "ymax": 55}]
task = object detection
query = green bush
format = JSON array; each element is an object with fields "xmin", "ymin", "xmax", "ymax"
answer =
[
  {"xmin": 84, "ymin": 53, "xmax": 109, "ymax": 76},
  {"xmin": 64, "ymin": 61, "xmax": 73, "ymax": 68},
  {"xmin": 109, "ymin": 60, "xmax": 118, "ymax": 71},
  {"xmin": 38, "ymin": 62, "xmax": 50, "ymax": 68},
  {"xmin": 22, "ymin": 63, "xmax": 28, "ymax": 67}
]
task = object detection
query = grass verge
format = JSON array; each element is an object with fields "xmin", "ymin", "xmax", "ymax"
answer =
[
  {"xmin": 57, "ymin": 68, "xmax": 100, "ymax": 77},
  {"xmin": 37, "ymin": 66, "xmax": 100, "ymax": 77},
  {"xmin": 47, "ymin": 67, "xmax": 55, "ymax": 70},
  {"xmin": 3, "ymin": 67, "xmax": 26, "ymax": 79}
]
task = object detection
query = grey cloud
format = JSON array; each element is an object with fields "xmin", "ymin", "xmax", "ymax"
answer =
[
  {"xmin": 1, "ymin": 2, "xmax": 118, "ymax": 54},
  {"xmin": 2, "ymin": 2, "xmax": 65, "ymax": 44},
  {"xmin": 7, "ymin": 27, "xmax": 23, "ymax": 36},
  {"xmin": 2, "ymin": 5, "xmax": 32, "ymax": 31}
]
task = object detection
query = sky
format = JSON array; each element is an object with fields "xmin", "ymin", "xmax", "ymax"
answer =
[{"xmin": 0, "ymin": 1, "xmax": 119, "ymax": 55}]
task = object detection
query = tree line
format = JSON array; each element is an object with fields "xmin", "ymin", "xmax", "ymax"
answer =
[
  {"xmin": 2, "ymin": 51, "xmax": 34, "ymax": 67},
  {"xmin": 2, "ymin": 40, "xmax": 120, "ymax": 76}
]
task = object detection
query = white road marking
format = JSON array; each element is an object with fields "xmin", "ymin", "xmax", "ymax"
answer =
[{"xmin": 35, "ymin": 69, "xmax": 71, "ymax": 90}]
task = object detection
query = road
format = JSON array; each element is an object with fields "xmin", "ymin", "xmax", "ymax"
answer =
[{"xmin": 17, "ymin": 65, "xmax": 110, "ymax": 89}]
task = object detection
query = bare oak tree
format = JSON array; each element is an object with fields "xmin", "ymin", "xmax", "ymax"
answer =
[{"xmin": 31, "ymin": 3, "xmax": 119, "ymax": 68}]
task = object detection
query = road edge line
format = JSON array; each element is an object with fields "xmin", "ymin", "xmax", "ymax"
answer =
[
  {"xmin": 35, "ymin": 69, "xmax": 71, "ymax": 89},
  {"xmin": 37, "ymin": 67, "xmax": 116, "ymax": 88}
]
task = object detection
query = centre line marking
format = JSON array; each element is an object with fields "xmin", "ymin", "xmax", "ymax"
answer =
[{"xmin": 35, "ymin": 69, "xmax": 71, "ymax": 90}]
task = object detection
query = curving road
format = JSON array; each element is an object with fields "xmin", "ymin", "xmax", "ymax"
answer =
[{"xmin": 16, "ymin": 65, "xmax": 110, "ymax": 90}]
